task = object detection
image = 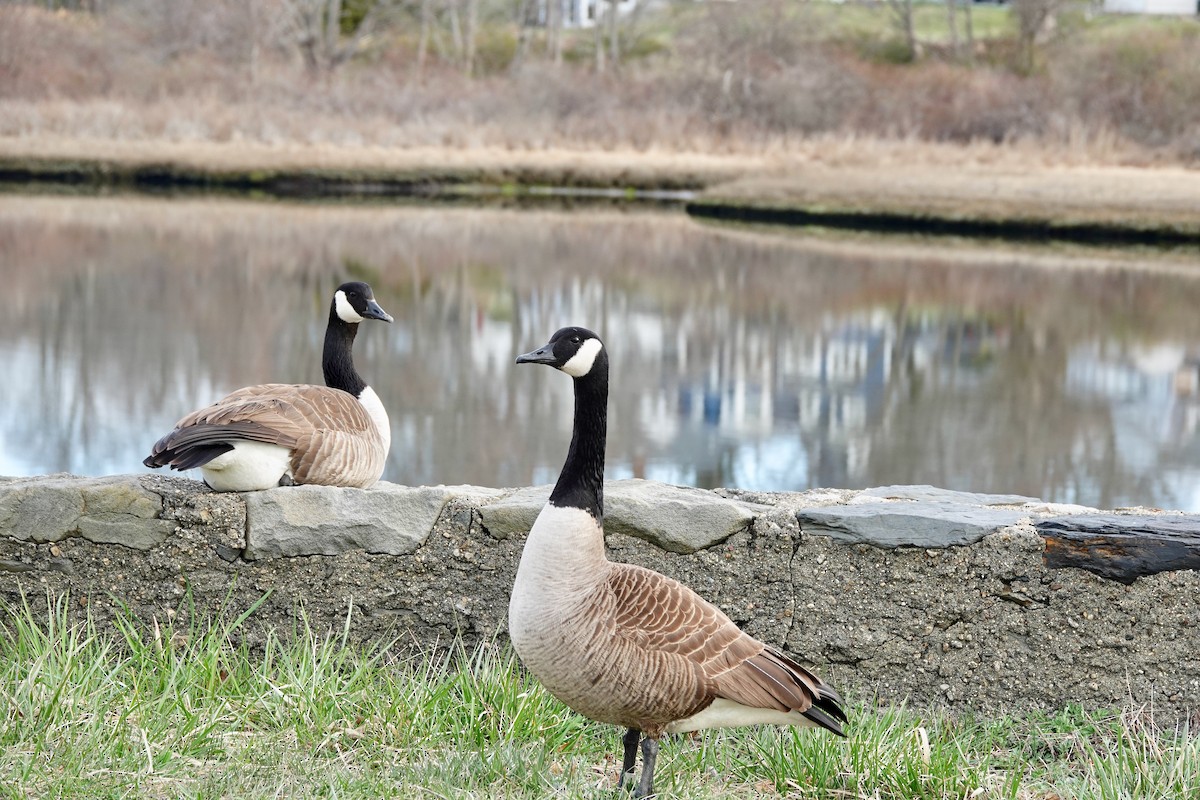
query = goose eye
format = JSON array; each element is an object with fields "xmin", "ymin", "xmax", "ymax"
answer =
[{"xmin": 570, "ymin": 335, "xmax": 581, "ymax": 343}]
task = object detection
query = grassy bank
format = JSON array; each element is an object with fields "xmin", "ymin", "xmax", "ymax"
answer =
[
  {"xmin": 688, "ymin": 161, "xmax": 1200, "ymax": 246},
  {"xmin": 3, "ymin": 136, "xmax": 1199, "ymax": 244},
  {"xmin": 0, "ymin": 138, "xmax": 758, "ymax": 196},
  {"xmin": 3, "ymin": 3, "xmax": 1199, "ymax": 242},
  {"xmin": 2, "ymin": 597, "xmax": 1197, "ymax": 799}
]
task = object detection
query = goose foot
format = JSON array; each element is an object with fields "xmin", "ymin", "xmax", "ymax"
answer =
[
  {"xmin": 617, "ymin": 728, "xmax": 640, "ymax": 791},
  {"xmin": 634, "ymin": 736, "xmax": 659, "ymax": 799},
  {"xmin": 278, "ymin": 474, "xmax": 295, "ymax": 487}
]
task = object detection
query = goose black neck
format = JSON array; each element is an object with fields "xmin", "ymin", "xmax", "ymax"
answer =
[
  {"xmin": 322, "ymin": 309, "xmax": 367, "ymax": 397},
  {"xmin": 550, "ymin": 364, "xmax": 608, "ymax": 520}
]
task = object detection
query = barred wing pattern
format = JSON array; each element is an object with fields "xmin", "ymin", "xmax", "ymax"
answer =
[
  {"xmin": 605, "ymin": 563, "xmax": 844, "ymax": 736},
  {"xmin": 145, "ymin": 383, "xmax": 387, "ymax": 488}
]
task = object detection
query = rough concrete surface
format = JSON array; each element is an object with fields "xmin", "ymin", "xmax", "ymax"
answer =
[{"xmin": 2, "ymin": 473, "xmax": 1199, "ymax": 718}]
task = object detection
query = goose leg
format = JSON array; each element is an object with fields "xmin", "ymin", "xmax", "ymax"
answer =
[
  {"xmin": 618, "ymin": 728, "xmax": 641, "ymax": 790},
  {"xmin": 634, "ymin": 737, "xmax": 659, "ymax": 799}
]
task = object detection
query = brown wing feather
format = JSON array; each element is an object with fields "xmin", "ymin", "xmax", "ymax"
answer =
[
  {"xmin": 601, "ymin": 564, "xmax": 758, "ymax": 730},
  {"xmin": 574, "ymin": 566, "xmax": 709, "ymax": 732},
  {"xmin": 721, "ymin": 648, "xmax": 817, "ymax": 712},
  {"xmin": 147, "ymin": 384, "xmax": 385, "ymax": 487},
  {"xmin": 609, "ymin": 564, "xmax": 760, "ymax": 675},
  {"xmin": 606, "ymin": 562, "xmax": 845, "ymax": 734}
]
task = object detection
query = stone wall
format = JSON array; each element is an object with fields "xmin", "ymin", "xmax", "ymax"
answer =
[{"xmin": 2, "ymin": 473, "xmax": 1198, "ymax": 717}]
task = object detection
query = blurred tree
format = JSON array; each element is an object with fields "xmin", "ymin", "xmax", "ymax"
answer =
[
  {"xmin": 884, "ymin": 0, "xmax": 917, "ymax": 60},
  {"xmin": 1012, "ymin": 0, "xmax": 1061, "ymax": 72},
  {"xmin": 944, "ymin": 0, "xmax": 959, "ymax": 60},
  {"xmin": 592, "ymin": 1, "xmax": 605, "ymax": 72},
  {"xmin": 607, "ymin": 0, "xmax": 618, "ymax": 68},
  {"xmin": 962, "ymin": 0, "xmax": 975, "ymax": 64},
  {"xmin": 464, "ymin": 0, "xmax": 477, "ymax": 75},
  {"xmin": 105, "ymin": 0, "xmax": 275, "ymax": 72},
  {"xmin": 546, "ymin": 0, "xmax": 562, "ymax": 65},
  {"xmin": 417, "ymin": 0, "xmax": 432, "ymax": 70},
  {"xmin": 511, "ymin": 0, "xmax": 534, "ymax": 71},
  {"xmin": 276, "ymin": 0, "xmax": 402, "ymax": 76},
  {"xmin": 339, "ymin": 0, "xmax": 375, "ymax": 32}
]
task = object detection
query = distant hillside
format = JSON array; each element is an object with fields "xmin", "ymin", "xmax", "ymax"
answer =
[{"xmin": 0, "ymin": 1, "xmax": 1197, "ymax": 161}]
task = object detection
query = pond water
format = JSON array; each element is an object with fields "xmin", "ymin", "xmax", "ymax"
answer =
[{"xmin": 3, "ymin": 193, "xmax": 1200, "ymax": 510}]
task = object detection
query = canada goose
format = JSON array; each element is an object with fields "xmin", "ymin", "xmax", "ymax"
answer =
[
  {"xmin": 143, "ymin": 281, "xmax": 393, "ymax": 492},
  {"xmin": 511, "ymin": 327, "xmax": 846, "ymax": 798}
]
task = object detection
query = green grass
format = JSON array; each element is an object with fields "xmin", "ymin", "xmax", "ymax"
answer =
[
  {"xmin": 813, "ymin": 3, "xmax": 1014, "ymax": 45},
  {"xmin": 2, "ymin": 596, "xmax": 1198, "ymax": 799}
]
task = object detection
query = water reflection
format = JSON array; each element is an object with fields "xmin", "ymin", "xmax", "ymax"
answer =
[{"xmin": 2, "ymin": 194, "xmax": 1199, "ymax": 510}]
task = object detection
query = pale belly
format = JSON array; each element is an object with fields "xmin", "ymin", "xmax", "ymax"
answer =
[
  {"xmin": 201, "ymin": 441, "xmax": 292, "ymax": 492},
  {"xmin": 508, "ymin": 577, "xmax": 628, "ymax": 726}
]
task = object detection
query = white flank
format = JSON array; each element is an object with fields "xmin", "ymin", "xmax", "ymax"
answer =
[
  {"xmin": 357, "ymin": 386, "xmax": 392, "ymax": 453},
  {"xmin": 334, "ymin": 290, "xmax": 364, "ymax": 323},
  {"xmin": 665, "ymin": 698, "xmax": 820, "ymax": 734},
  {"xmin": 561, "ymin": 338, "xmax": 602, "ymax": 377},
  {"xmin": 200, "ymin": 441, "xmax": 293, "ymax": 492}
]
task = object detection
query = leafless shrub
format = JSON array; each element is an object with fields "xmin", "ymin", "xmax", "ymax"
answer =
[
  {"xmin": 0, "ymin": 6, "xmax": 111, "ymax": 97},
  {"xmin": 1, "ymin": 1, "xmax": 1198, "ymax": 161},
  {"xmin": 274, "ymin": 0, "xmax": 408, "ymax": 77},
  {"xmin": 853, "ymin": 61, "xmax": 1047, "ymax": 143},
  {"xmin": 1045, "ymin": 24, "xmax": 1200, "ymax": 152},
  {"xmin": 676, "ymin": 0, "xmax": 825, "ymax": 76},
  {"xmin": 1011, "ymin": 0, "xmax": 1064, "ymax": 72}
]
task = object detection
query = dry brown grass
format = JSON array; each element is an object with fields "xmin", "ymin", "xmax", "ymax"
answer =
[
  {"xmin": 4, "ymin": 133, "xmax": 1197, "ymax": 235},
  {"xmin": 1, "ymin": 3, "xmax": 1198, "ymax": 232},
  {"xmin": 704, "ymin": 159, "xmax": 1200, "ymax": 230},
  {"xmin": 1, "ymin": 4, "xmax": 1198, "ymax": 161},
  {"xmin": 0, "ymin": 134, "xmax": 766, "ymax": 188}
]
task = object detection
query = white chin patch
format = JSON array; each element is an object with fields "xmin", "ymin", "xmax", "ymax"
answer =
[
  {"xmin": 334, "ymin": 290, "xmax": 364, "ymax": 323},
  {"xmin": 561, "ymin": 338, "xmax": 602, "ymax": 377}
]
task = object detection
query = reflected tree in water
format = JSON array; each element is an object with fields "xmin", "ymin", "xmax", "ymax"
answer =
[{"xmin": 3, "ymin": 196, "xmax": 1199, "ymax": 509}]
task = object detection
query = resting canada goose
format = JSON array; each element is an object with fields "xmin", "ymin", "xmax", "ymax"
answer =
[
  {"xmin": 143, "ymin": 281, "xmax": 393, "ymax": 492},
  {"xmin": 511, "ymin": 326, "xmax": 846, "ymax": 798}
]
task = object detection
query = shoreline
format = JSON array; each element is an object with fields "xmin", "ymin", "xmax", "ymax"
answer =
[
  {"xmin": 2, "ymin": 137, "xmax": 1198, "ymax": 245},
  {"xmin": 685, "ymin": 200, "xmax": 1200, "ymax": 248}
]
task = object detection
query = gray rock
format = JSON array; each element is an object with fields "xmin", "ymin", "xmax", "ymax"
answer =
[
  {"xmin": 243, "ymin": 482, "xmax": 451, "ymax": 559},
  {"xmin": 797, "ymin": 501, "xmax": 1028, "ymax": 548},
  {"xmin": 478, "ymin": 486, "xmax": 551, "ymax": 540},
  {"xmin": 478, "ymin": 480, "xmax": 765, "ymax": 554},
  {"xmin": 0, "ymin": 474, "xmax": 171, "ymax": 549},
  {"xmin": 78, "ymin": 477, "xmax": 173, "ymax": 549},
  {"xmin": 0, "ymin": 474, "xmax": 85, "ymax": 542},
  {"xmin": 858, "ymin": 485, "xmax": 1040, "ymax": 507},
  {"xmin": 606, "ymin": 479, "xmax": 766, "ymax": 554},
  {"xmin": 78, "ymin": 514, "xmax": 170, "ymax": 550},
  {"xmin": 433, "ymin": 484, "xmax": 510, "ymax": 508}
]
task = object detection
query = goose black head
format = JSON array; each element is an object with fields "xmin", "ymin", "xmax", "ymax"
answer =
[
  {"xmin": 516, "ymin": 326, "xmax": 606, "ymax": 378},
  {"xmin": 333, "ymin": 281, "xmax": 393, "ymax": 325}
]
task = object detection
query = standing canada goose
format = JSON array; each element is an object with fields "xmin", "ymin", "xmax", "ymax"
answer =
[
  {"xmin": 511, "ymin": 326, "xmax": 846, "ymax": 798},
  {"xmin": 143, "ymin": 281, "xmax": 393, "ymax": 492}
]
